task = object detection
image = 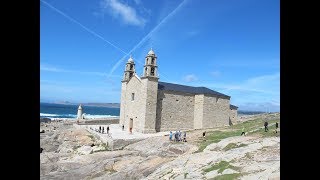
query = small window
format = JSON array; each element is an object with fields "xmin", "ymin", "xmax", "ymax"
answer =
[
  {"xmin": 130, "ymin": 64, "xmax": 133, "ymax": 70},
  {"xmin": 151, "ymin": 67, "xmax": 155, "ymax": 76},
  {"xmin": 151, "ymin": 58, "xmax": 154, "ymax": 64},
  {"xmin": 131, "ymin": 93, "xmax": 135, "ymax": 101}
]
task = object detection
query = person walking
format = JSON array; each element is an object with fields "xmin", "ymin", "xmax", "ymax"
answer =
[
  {"xmin": 183, "ymin": 132, "xmax": 187, "ymax": 142},
  {"xmin": 264, "ymin": 121, "xmax": 269, "ymax": 132},
  {"xmin": 107, "ymin": 126, "xmax": 110, "ymax": 134},
  {"xmin": 122, "ymin": 124, "xmax": 124, "ymax": 131},
  {"xmin": 203, "ymin": 131, "xmax": 206, "ymax": 138},
  {"xmin": 175, "ymin": 131, "xmax": 178, "ymax": 142},
  {"xmin": 241, "ymin": 127, "xmax": 246, "ymax": 136},
  {"xmin": 169, "ymin": 131, "xmax": 173, "ymax": 141},
  {"xmin": 99, "ymin": 126, "xmax": 101, "ymax": 133},
  {"xmin": 275, "ymin": 122, "xmax": 279, "ymax": 133},
  {"xmin": 102, "ymin": 127, "xmax": 104, "ymax": 134}
]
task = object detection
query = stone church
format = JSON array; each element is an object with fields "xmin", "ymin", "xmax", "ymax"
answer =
[{"xmin": 119, "ymin": 49, "xmax": 238, "ymax": 133}]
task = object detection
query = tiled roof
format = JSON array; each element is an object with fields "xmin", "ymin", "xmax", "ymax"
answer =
[
  {"xmin": 158, "ymin": 81, "xmax": 230, "ymax": 98},
  {"xmin": 230, "ymin": 104, "xmax": 238, "ymax": 109}
]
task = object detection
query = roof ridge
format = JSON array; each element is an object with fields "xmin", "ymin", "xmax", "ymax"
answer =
[{"xmin": 158, "ymin": 81, "xmax": 230, "ymax": 98}]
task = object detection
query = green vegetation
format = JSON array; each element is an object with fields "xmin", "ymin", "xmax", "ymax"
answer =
[
  {"xmin": 245, "ymin": 152, "xmax": 253, "ymax": 159},
  {"xmin": 203, "ymin": 161, "xmax": 240, "ymax": 174},
  {"xmin": 223, "ymin": 143, "xmax": 247, "ymax": 151},
  {"xmin": 92, "ymin": 143, "xmax": 111, "ymax": 153},
  {"xmin": 195, "ymin": 115, "xmax": 279, "ymax": 152},
  {"xmin": 72, "ymin": 145, "xmax": 81, "ymax": 151},
  {"xmin": 213, "ymin": 173, "xmax": 242, "ymax": 180},
  {"xmin": 88, "ymin": 135, "xmax": 95, "ymax": 141},
  {"xmin": 195, "ymin": 130, "xmax": 241, "ymax": 153},
  {"xmin": 106, "ymin": 166, "xmax": 117, "ymax": 174},
  {"xmin": 231, "ymin": 118, "xmax": 279, "ymax": 133},
  {"xmin": 251, "ymin": 124, "xmax": 280, "ymax": 137},
  {"xmin": 184, "ymin": 172, "xmax": 188, "ymax": 179}
]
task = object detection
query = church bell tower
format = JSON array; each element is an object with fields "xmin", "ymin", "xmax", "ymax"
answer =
[
  {"xmin": 122, "ymin": 55, "xmax": 136, "ymax": 82},
  {"xmin": 120, "ymin": 55, "xmax": 136, "ymax": 126},
  {"xmin": 140, "ymin": 49, "xmax": 159, "ymax": 133},
  {"xmin": 142, "ymin": 48, "xmax": 158, "ymax": 78}
]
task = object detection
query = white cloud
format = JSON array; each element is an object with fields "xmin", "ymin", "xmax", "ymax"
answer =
[
  {"xmin": 108, "ymin": 0, "xmax": 187, "ymax": 78},
  {"xmin": 217, "ymin": 72, "xmax": 280, "ymax": 95},
  {"xmin": 40, "ymin": 64, "xmax": 65, "ymax": 72},
  {"xmin": 190, "ymin": 72, "xmax": 280, "ymax": 111},
  {"xmin": 133, "ymin": 0, "xmax": 141, "ymax": 5},
  {"xmin": 238, "ymin": 102, "xmax": 280, "ymax": 112},
  {"xmin": 183, "ymin": 74, "xmax": 198, "ymax": 82},
  {"xmin": 246, "ymin": 73, "xmax": 279, "ymax": 84},
  {"xmin": 40, "ymin": 63, "xmax": 123, "ymax": 78},
  {"xmin": 186, "ymin": 30, "xmax": 199, "ymax": 37},
  {"xmin": 101, "ymin": 0, "xmax": 146, "ymax": 27},
  {"xmin": 210, "ymin": 71, "xmax": 221, "ymax": 78}
]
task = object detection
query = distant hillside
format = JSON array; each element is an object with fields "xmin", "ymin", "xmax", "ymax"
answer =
[
  {"xmin": 83, "ymin": 103, "xmax": 120, "ymax": 108},
  {"xmin": 50, "ymin": 101, "xmax": 120, "ymax": 108}
]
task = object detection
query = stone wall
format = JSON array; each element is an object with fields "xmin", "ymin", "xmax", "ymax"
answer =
[
  {"xmin": 140, "ymin": 77, "xmax": 158, "ymax": 133},
  {"xmin": 123, "ymin": 75, "xmax": 144, "ymax": 133},
  {"xmin": 229, "ymin": 109, "xmax": 238, "ymax": 125},
  {"xmin": 202, "ymin": 95, "xmax": 230, "ymax": 128},
  {"xmin": 194, "ymin": 94, "xmax": 204, "ymax": 129},
  {"xmin": 156, "ymin": 90, "xmax": 195, "ymax": 132},
  {"xmin": 119, "ymin": 83, "xmax": 126, "ymax": 126}
]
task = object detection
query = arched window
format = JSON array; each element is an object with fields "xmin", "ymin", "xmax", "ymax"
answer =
[
  {"xmin": 130, "ymin": 64, "xmax": 133, "ymax": 70},
  {"xmin": 129, "ymin": 73, "xmax": 133, "ymax": 78},
  {"xmin": 151, "ymin": 58, "xmax": 154, "ymax": 64},
  {"xmin": 151, "ymin": 67, "xmax": 155, "ymax": 76}
]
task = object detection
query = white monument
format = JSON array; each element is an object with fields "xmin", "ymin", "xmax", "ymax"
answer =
[{"xmin": 77, "ymin": 104, "xmax": 83, "ymax": 120}]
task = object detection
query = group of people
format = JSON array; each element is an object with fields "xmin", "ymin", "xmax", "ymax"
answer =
[
  {"xmin": 90, "ymin": 126, "xmax": 110, "ymax": 134},
  {"xmin": 169, "ymin": 130, "xmax": 187, "ymax": 142},
  {"xmin": 264, "ymin": 121, "xmax": 279, "ymax": 133},
  {"xmin": 240, "ymin": 121, "xmax": 279, "ymax": 136}
]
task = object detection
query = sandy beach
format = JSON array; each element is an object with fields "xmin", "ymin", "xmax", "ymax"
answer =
[{"xmin": 40, "ymin": 113, "xmax": 280, "ymax": 179}]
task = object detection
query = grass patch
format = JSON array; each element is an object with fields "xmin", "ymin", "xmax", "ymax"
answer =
[
  {"xmin": 203, "ymin": 161, "xmax": 240, "ymax": 174},
  {"xmin": 87, "ymin": 135, "xmax": 95, "ymax": 141},
  {"xmin": 213, "ymin": 173, "xmax": 242, "ymax": 180},
  {"xmin": 245, "ymin": 152, "xmax": 253, "ymax": 159},
  {"xmin": 195, "ymin": 130, "xmax": 241, "ymax": 153},
  {"xmin": 106, "ymin": 166, "xmax": 117, "ymax": 174},
  {"xmin": 72, "ymin": 145, "xmax": 81, "ymax": 151},
  {"xmin": 184, "ymin": 172, "xmax": 188, "ymax": 179},
  {"xmin": 231, "ymin": 117, "xmax": 279, "ymax": 133},
  {"xmin": 92, "ymin": 143, "xmax": 111, "ymax": 153},
  {"xmin": 195, "ymin": 116, "xmax": 279, "ymax": 153},
  {"xmin": 223, "ymin": 143, "xmax": 247, "ymax": 151},
  {"xmin": 251, "ymin": 124, "xmax": 280, "ymax": 137}
]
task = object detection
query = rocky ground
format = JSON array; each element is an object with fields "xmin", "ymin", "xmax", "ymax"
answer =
[{"xmin": 40, "ymin": 113, "xmax": 280, "ymax": 180}]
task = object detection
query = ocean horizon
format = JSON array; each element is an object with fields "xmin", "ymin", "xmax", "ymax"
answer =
[
  {"xmin": 40, "ymin": 102, "xmax": 120, "ymax": 119},
  {"xmin": 40, "ymin": 102, "xmax": 269, "ymax": 120}
]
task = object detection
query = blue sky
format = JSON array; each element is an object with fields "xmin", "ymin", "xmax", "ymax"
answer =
[{"xmin": 40, "ymin": 0, "xmax": 280, "ymax": 112}]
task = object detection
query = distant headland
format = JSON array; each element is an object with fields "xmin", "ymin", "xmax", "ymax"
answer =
[{"xmin": 42, "ymin": 101, "xmax": 120, "ymax": 108}]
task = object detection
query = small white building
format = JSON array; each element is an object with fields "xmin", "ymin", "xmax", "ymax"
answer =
[{"xmin": 77, "ymin": 104, "xmax": 84, "ymax": 120}]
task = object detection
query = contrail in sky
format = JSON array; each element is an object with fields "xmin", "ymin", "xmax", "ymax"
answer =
[
  {"xmin": 107, "ymin": 0, "xmax": 188, "ymax": 78},
  {"xmin": 41, "ymin": 0, "xmax": 186, "ymax": 82},
  {"xmin": 40, "ymin": 0, "xmax": 128, "ymax": 55}
]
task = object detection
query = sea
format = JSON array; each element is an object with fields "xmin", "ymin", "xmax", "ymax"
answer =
[
  {"xmin": 40, "ymin": 102, "xmax": 120, "ymax": 120},
  {"xmin": 40, "ymin": 102, "xmax": 267, "ymax": 120}
]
